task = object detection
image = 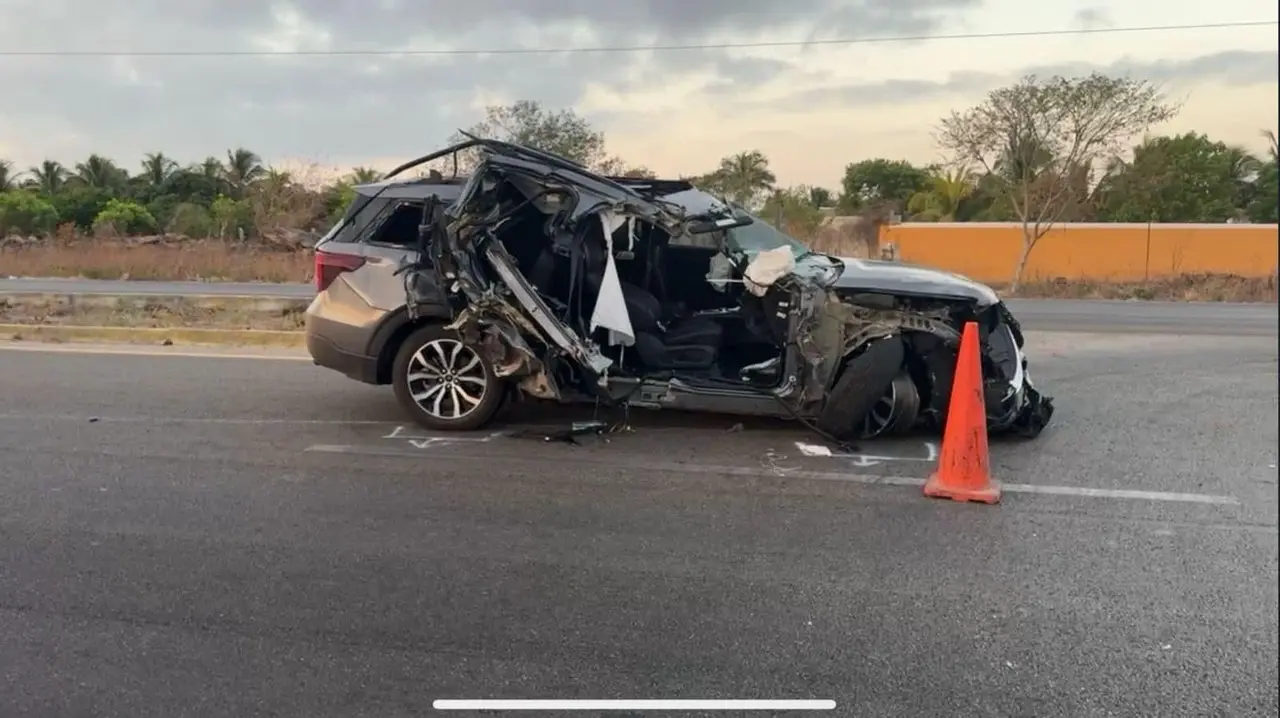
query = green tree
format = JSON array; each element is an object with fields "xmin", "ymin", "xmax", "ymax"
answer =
[
  {"xmin": 0, "ymin": 190, "xmax": 60, "ymax": 235},
  {"xmin": 0, "ymin": 159, "xmax": 18, "ymax": 191},
  {"xmin": 139, "ymin": 152, "xmax": 179, "ymax": 189},
  {"xmin": 72, "ymin": 154, "xmax": 128, "ymax": 191},
  {"xmin": 837, "ymin": 159, "xmax": 930, "ymax": 212},
  {"xmin": 1096, "ymin": 133, "xmax": 1257, "ymax": 222},
  {"xmin": 702, "ymin": 150, "xmax": 776, "ymax": 209},
  {"xmin": 596, "ymin": 157, "xmax": 657, "ymax": 178},
  {"xmin": 166, "ymin": 202, "xmax": 215, "ymax": 236},
  {"xmin": 938, "ymin": 72, "xmax": 1179, "ymax": 290},
  {"xmin": 1247, "ymin": 129, "xmax": 1278, "ymax": 223},
  {"xmin": 166, "ymin": 163, "xmax": 224, "ymax": 206},
  {"xmin": 92, "ymin": 198, "xmax": 158, "ymax": 235},
  {"xmin": 807, "ymin": 186, "xmax": 833, "ymax": 209},
  {"xmin": 51, "ymin": 186, "xmax": 114, "ymax": 230},
  {"xmin": 348, "ymin": 166, "xmax": 381, "ymax": 184},
  {"xmin": 762, "ymin": 186, "xmax": 825, "ymax": 240},
  {"xmin": 25, "ymin": 160, "xmax": 70, "ymax": 195},
  {"xmin": 620, "ymin": 166, "xmax": 656, "ymax": 178},
  {"xmin": 221, "ymin": 148, "xmax": 265, "ymax": 198},
  {"xmin": 324, "ymin": 181, "xmax": 358, "ymax": 224},
  {"xmin": 907, "ymin": 167, "xmax": 976, "ymax": 221},
  {"xmin": 210, "ymin": 194, "xmax": 252, "ymax": 239}
]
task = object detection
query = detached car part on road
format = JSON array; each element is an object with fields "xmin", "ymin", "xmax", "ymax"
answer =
[{"xmin": 305, "ymin": 138, "xmax": 1054, "ymax": 440}]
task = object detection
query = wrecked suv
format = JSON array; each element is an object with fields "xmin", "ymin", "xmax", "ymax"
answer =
[{"xmin": 304, "ymin": 138, "xmax": 1053, "ymax": 440}]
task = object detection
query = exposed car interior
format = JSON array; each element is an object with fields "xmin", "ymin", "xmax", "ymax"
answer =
[{"xmin": 468, "ymin": 174, "xmax": 793, "ymax": 390}]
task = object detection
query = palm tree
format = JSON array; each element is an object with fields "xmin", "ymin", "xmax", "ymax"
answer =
[
  {"xmin": 198, "ymin": 156, "xmax": 223, "ymax": 181},
  {"xmin": 1263, "ymin": 129, "xmax": 1278, "ymax": 165},
  {"xmin": 221, "ymin": 148, "xmax": 265, "ymax": 197},
  {"xmin": 1225, "ymin": 146, "xmax": 1261, "ymax": 177},
  {"xmin": 0, "ymin": 159, "xmax": 18, "ymax": 191},
  {"xmin": 73, "ymin": 154, "xmax": 125, "ymax": 189},
  {"xmin": 139, "ymin": 152, "xmax": 179, "ymax": 188},
  {"xmin": 25, "ymin": 160, "xmax": 70, "ymax": 194},
  {"xmin": 348, "ymin": 166, "xmax": 381, "ymax": 184},
  {"xmin": 711, "ymin": 150, "xmax": 776, "ymax": 208},
  {"xmin": 907, "ymin": 167, "xmax": 975, "ymax": 221},
  {"xmin": 993, "ymin": 132, "xmax": 1054, "ymax": 183}
]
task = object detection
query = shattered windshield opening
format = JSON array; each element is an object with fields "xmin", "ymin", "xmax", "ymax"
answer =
[{"xmin": 724, "ymin": 211, "xmax": 812, "ymax": 261}]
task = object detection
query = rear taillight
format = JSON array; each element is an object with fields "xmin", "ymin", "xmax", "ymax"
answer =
[{"xmin": 314, "ymin": 249, "xmax": 366, "ymax": 293}]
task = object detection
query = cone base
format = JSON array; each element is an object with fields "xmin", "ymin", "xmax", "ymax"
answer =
[{"xmin": 923, "ymin": 473, "xmax": 1002, "ymax": 504}]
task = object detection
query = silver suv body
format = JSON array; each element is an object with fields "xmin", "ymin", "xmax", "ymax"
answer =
[{"xmin": 305, "ymin": 139, "xmax": 1054, "ymax": 440}]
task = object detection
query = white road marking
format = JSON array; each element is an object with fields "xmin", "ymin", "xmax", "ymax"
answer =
[
  {"xmin": 795, "ymin": 440, "xmax": 938, "ymax": 467},
  {"xmin": 302, "ymin": 444, "xmax": 1240, "ymax": 505},
  {"xmin": 0, "ymin": 343, "xmax": 309, "ymax": 361},
  {"xmin": 998, "ymin": 483, "xmax": 1238, "ymax": 504},
  {"xmin": 432, "ymin": 700, "xmax": 836, "ymax": 711}
]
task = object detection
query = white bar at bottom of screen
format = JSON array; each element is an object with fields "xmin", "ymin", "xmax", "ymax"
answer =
[{"xmin": 432, "ymin": 699, "xmax": 837, "ymax": 711}]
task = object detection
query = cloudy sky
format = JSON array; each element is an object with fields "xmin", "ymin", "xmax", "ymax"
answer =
[{"xmin": 0, "ymin": 0, "xmax": 1276, "ymax": 188}]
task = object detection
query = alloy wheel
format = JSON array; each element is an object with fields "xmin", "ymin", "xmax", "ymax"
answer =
[{"xmin": 405, "ymin": 338, "xmax": 488, "ymax": 420}]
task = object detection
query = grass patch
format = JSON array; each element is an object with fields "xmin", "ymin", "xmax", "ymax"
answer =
[
  {"xmin": 1, "ymin": 239, "xmax": 313, "ymax": 283},
  {"xmin": 1004, "ymin": 274, "xmax": 1278, "ymax": 302},
  {"xmin": 0, "ymin": 295, "xmax": 307, "ymax": 331}
]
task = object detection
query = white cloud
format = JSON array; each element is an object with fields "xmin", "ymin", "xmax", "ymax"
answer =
[{"xmin": 0, "ymin": 0, "xmax": 1275, "ymax": 188}]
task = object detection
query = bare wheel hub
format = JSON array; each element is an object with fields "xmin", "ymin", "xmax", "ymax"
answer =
[{"xmin": 860, "ymin": 373, "xmax": 921, "ymax": 439}]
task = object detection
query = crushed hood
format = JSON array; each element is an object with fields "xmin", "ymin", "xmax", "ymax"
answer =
[{"xmin": 829, "ymin": 257, "xmax": 1000, "ymax": 306}]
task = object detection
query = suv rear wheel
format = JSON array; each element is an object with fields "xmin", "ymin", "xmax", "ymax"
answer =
[{"xmin": 392, "ymin": 324, "xmax": 504, "ymax": 431}]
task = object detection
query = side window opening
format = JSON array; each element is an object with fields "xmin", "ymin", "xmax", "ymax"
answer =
[{"xmin": 366, "ymin": 202, "xmax": 426, "ymax": 248}]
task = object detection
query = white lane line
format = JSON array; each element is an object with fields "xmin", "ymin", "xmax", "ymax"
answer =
[
  {"xmin": 433, "ymin": 699, "xmax": 836, "ymax": 711},
  {"xmin": 1000, "ymin": 483, "xmax": 1238, "ymax": 503},
  {"xmin": 0, "ymin": 343, "xmax": 309, "ymax": 361},
  {"xmin": 302, "ymin": 444, "xmax": 1240, "ymax": 505}
]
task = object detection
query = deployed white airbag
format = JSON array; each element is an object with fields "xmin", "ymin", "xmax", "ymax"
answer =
[
  {"xmin": 588, "ymin": 210, "xmax": 636, "ymax": 347},
  {"xmin": 742, "ymin": 246, "xmax": 796, "ymax": 297}
]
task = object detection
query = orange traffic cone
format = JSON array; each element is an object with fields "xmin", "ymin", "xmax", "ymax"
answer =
[{"xmin": 923, "ymin": 321, "xmax": 1001, "ymax": 504}]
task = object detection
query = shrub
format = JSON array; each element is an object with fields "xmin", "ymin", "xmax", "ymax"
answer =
[
  {"xmin": 167, "ymin": 202, "xmax": 215, "ymax": 237},
  {"xmin": 51, "ymin": 186, "xmax": 113, "ymax": 231},
  {"xmin": 92, "ymin": 198, "xmax": 159, "ymax": 236},
  {"xmin": 209, "ymin": 194, "xmax": 253, "ymax": 239},
  {"xmin": 0, "ymin": 190, "xmax": 61, "ymax": 235}
]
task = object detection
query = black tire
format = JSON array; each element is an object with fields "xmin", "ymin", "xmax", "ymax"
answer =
[
  {"xmin": 884, "ymin": 373, "xmax": 923, "ymax": 436},
  {"xmin": 391, "ymin": 324, "xmax": 504, "ymax": 432},
  {"xmin": 817, "ymin": 336, "xmax": 905, "ymax": 440}
]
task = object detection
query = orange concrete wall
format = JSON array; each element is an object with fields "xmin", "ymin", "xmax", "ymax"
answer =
[{"xmin": 878, "ymin": 222, "xmax": 1280, "ymax": 284}]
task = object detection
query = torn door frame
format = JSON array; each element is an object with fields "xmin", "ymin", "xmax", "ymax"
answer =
[{"xmin": 430, "ymin": 152, "xmax": 701, "ymax": 402}]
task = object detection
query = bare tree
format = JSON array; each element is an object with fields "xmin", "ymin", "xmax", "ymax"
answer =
[
  {"xmin": 937, "ymin": 73, "xmax": 1179, "ymax": 290},
  {"xmin": 449, "ymin": 100, "xmax": 611, "ymax": 173}
]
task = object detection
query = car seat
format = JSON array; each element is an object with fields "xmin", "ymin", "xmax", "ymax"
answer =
[{"xmin": 580, "ymin": 236, "xmax": 723, "ymax": 371}]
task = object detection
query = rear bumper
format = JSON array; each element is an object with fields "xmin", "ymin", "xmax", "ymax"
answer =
[
  {"xmin": 306, "ymin": 327, "xmax": 379, "ymax": 384},
  {"xmin": 304, "ymin": 295, "xmax": 380, "ymax": 384}
]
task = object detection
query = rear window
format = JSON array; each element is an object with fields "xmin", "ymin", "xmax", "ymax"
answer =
[
  {"xmin": 317, "ymin": 196, "xmax": 390, "ymax": 248},
  {"xmin": 364, "ymin": 202, "xmax": 425, "ymax": 248},
  {"xmin": 317, "ymin": 182, "xmax": 462, "ymax": 249}
]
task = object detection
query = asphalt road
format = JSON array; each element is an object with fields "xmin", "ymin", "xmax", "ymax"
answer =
[
  {"xmin": 1, "ymin": 277, "xmax": 1276, "ymax": 335},
  {"xmin": 1, "ymin": 326, "xmax": 1276, "ymax": 717}
]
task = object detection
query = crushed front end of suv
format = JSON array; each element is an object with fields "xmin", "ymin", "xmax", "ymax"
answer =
[{"xmin": 305, "ymin": 137, "xmax": 1054, "ymax": 441}]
